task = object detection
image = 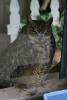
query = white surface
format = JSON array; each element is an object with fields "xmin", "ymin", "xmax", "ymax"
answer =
[
  {"xmin": 30, "ymin": 0, "xmax": 40, "ymax": 20},
  {"xmin": 50, "ymin": 0, "xmax": 61, "ymax": 27},
  {"xmin": 7, "ymin": 0, "xmax": 20, "ymax": 43}
]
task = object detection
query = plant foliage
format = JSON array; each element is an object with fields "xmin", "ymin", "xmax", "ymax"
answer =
[{"xmin": 39, "ymin": 11, "xmax": 64, "ymax": 49}]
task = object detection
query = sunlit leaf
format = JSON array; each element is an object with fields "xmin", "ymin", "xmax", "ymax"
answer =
[{"xmin": 40, "ymin": 12, "xmax": 52, "ymax": 22}]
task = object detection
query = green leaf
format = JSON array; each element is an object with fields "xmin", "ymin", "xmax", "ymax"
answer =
[
  {"xmin": 51, "ymin": 25, "xmax": 62, "ymax": 49},
  {"xmin": 60, "ymin": 13, "xmax": 64, "ymax": 26},
  {"xmin": 40, "ymin": 12, "xmax": 52, "ymax": 22}
]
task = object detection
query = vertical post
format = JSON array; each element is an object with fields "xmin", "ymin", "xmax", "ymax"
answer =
[
  {"xmin": 60, "ymin": 0, "xmax": 67, "ymax": 78},
  {"xmin": 50, "ymin": 0, "xmax": 61, "ymax": 27},
  {"xmin": 18, "ymin": 0, "xmax": 31, "ymax": 19},
  {"xmin": 7, "ymin": 0, "xmax": 20, "ymax": 43},
  {"xmin": 30, "ymin": 0, "xmax": 40, "ymax": 20},
  {"xmin": 0, "ymin": 0, "xmax": 10, "ymax": 33}
]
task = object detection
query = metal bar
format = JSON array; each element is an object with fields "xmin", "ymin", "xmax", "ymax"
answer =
[{"xmin": 60, "ymin": 0, "xmax": 67, "ymax": 78}]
